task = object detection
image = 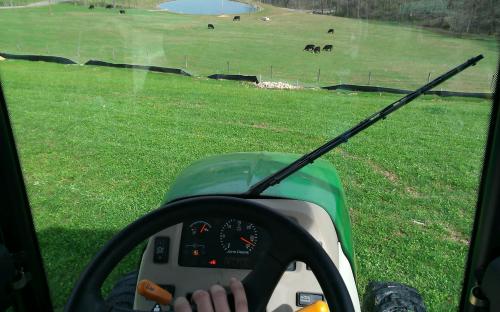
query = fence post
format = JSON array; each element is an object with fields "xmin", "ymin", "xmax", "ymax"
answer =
[
  {"xmin": 185, "ymin": 55, "xmax": 188, "ymax": 69},
  {"xmin": 270, "ymin": 65, "xmax": 273, "ymax": 80},
  {"xmin": 77, "ymin": 31, "xmax": 82, "ymax": 60},
  {"xmin": 317, "ymin": 68, "xmax": 321, "ymax": 84},
  {"xmin": 227, "ymin": 61, "xmax": 230, "ymax": 73},
  {"xmin": 368, "ymin": 71, "xmax": 371, "ymax": 85},
  {"xmin": 112, "ymin": 48, "xmax": 116, "ymax": 60},
  {"xmin": 427, "ymin": 72, "xmax": 431, "ymax": 82}
]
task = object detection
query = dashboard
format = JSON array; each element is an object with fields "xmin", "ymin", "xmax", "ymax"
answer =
[
  {"xmin": 178, "ymin": 218, "xmax": 270, "ymax": 269},
  {"xmin": 134, "ymin": 199, "xmax": 361, "ymax": 312}
]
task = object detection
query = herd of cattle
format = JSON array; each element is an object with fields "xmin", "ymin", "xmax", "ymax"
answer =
[
  {"xmin": 303, "ymin": 28, "xmax": 334, "ymax": 53},
  {"xmin": 208, "ymin": 20, "xmax": 334, "ymax": 54},
  {"xmin": 86, "ymin": 7, "xmax": 335, "ymax": 54},
  {"xmin": 88, "ymin": 4, "xmax": 126, "ymax": 14}
]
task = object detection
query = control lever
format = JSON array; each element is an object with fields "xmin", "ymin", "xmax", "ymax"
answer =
[{"xmin": 137, "ymin": 279, "xmax": 173, "ymax": 306}]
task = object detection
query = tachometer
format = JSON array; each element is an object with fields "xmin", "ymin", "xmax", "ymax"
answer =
[{"xmin": 219, "ymin": 219, "xmax": 259, "ymax": 255}]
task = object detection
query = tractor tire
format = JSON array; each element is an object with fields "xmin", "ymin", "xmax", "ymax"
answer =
[
  {"xmin": 362, "ymin": 282, "xmax": 427, "ymax": 312},
  {"xmin": 105, "ymin": 271, "xmax": 138, "ymax": 310}
]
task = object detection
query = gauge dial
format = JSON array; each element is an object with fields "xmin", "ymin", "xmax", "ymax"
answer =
[
  {"xmin": 219, "ymin": 219, "xmax": 259, "ymax": 255},
  {"xmin": 189, "ymin": 221, "xmax": 212, "ymax": 237}
]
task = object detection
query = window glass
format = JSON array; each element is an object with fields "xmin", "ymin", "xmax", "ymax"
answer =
[{"xmin": 0, "ymin": 0, "xmax": 497, "ymax": 310}]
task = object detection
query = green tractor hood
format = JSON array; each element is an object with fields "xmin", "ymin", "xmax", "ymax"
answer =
[{"xmin": 163, "ymin": 152, "xmax": 355, "ymax": 270}]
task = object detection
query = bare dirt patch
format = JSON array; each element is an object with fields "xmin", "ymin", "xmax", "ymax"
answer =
[
  {"xmin": 443, "ymin": 224, "xmax": 470, "ymax": 246},
  {"xmin": 338, "ymin": 147, "xmax": 422, "ymax": 198}
]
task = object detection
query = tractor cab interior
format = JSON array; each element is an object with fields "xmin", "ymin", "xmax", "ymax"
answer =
[{"xmin": 0, "ymin": 3, "xmax": 499, "ymax": 312}]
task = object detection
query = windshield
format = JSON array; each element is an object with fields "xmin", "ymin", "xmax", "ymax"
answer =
[{"xmin": 0, "ymin": 0, "xmax": 497, "ymax": 311}]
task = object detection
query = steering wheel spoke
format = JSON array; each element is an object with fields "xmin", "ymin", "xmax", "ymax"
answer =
[{"xmin": 243, "ymin": 251, "xmax": 289, "ymax": 312}]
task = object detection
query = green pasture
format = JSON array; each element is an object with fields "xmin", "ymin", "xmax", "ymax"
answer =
[
  {"xmin": 0, "ymin": 59, "xmax": 492, "ymax": 311},
  {"xmin": 0, "ymin": 3, "xmax": 497, "ymax": 91}
]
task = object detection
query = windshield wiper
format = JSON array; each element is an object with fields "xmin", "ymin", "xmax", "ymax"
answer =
[{"xmin": 245, "ymin": 54, "xmax": 484, "ymax": 196}]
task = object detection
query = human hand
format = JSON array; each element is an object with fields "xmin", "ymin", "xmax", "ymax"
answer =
[{"xmin": 174, "ymin": 278, "xmax": 248, "ymax": 312}]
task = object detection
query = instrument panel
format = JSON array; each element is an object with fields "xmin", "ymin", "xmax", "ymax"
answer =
[{"xmin": 178, "ymin": 218, "xmax": 270, "ymax": 269}]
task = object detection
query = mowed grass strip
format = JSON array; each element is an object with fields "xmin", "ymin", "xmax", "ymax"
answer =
[
  {"xmin": 0, "ymin": 3, "xmax": 497, "ymax": 91},
  {"xmin": 0, "ymin": 60, "xmax": 491, "ymax": 311}
]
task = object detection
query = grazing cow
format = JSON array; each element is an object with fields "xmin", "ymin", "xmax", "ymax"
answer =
[
  {"xmin": 323, "ymin": 44, "xmax": 333, "ymax": 51},
  {"xmin": 313, "ymin": 46, "xmax": 321, "ymax": 53},
  {"xmin": 304, "ymin": 44, "xmax": 315, "ymax": 52},
  {"xmin": 208, "ymin": 24, "xmax": 215, "ymax": 29},
  {"xmin": 120, "ymin": 9, "xmax": 125, "ymax": 14},
  {"xmin": 233, "ymin": 16, "xmax": 240, "ymax": 21},
  {"xmin": 327, "ymin": 28, "xmax": 334, "ymax": 34},
  {"xmin": 88, "ymin": 4, "xmax": 95, "ymax": 9},
  {"xmin": 105, "ymin": 4, "xmax": 113, "ymax": 8}
]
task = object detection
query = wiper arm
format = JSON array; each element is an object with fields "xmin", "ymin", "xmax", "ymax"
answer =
[{"xmin": 245, "ymin": 55, "xmax": 484, "ymax": 196}]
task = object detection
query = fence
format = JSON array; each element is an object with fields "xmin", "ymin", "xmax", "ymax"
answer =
[
  {"xmin": 0, "ymin": 52, "xmax": 76, "ymax": 64},
  {"xmin": 0, "ymin": 52, "xmax": 494, "ymax": 99},
  {"xmin": 84, "ymin": 60, "xmax": 192, "ymax": 76}
]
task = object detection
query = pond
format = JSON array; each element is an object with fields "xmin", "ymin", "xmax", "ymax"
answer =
[{"xmin": 159, "ymin": 0, "xmax": 257, "ymax": 15}]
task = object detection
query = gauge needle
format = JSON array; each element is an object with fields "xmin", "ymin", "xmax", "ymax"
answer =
[
  {"xmin": 200, "ymin": 223, "xmax": 207, "ymax": 233},
  {"xmin": 240, "ymin": 236, "xmax": 255, "ymax": 246}
]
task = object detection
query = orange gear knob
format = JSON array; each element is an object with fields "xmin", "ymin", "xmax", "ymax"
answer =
[
  {"xmin": 297, "ymin": 300, "xmax": 330, "ymax": 312},
  {"xmin": 137, "ymin": 279, "xmax": 173, "ymax": 305}
]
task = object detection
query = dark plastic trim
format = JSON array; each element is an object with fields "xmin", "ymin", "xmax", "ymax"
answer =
[
  {"xmin": 460, "ymin": 59, "xmax": 500, "ymax": 312},
  {"xmin": 0, "ymin": 74, "xmax": 54, "ymax": 310}
]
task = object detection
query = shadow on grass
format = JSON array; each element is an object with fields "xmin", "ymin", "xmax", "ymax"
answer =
[{"xmin": 37, "ymin": 227, "xmax": 146, "ymax": 311}]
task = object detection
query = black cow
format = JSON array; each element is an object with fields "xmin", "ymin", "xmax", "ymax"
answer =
[
  {"xmin": 233, "ymin": 16, "xmax": 240, "ymax": 21},
  {"xmin": 323, "ymin": 44, "xmax": 333, "ymax": 52},
  {"xmin": 88, "ymin": 4, "xmax": 95, "ymax": 9},
  {"xmin": 303, "ymin": 44, "xmax": 315, "ymax": 52},
  {"xmin": 105, "ymin": 4, "xmax": 113, "ymax": 9},
  {"xmin": 313, "ymin": 46, "xmax": 321, "ymax": 53},
  {"xmin": 120, "ymin": 9, "xmax": 125, "ymax": 14},
  {"xmin": 327, "ymin": 28, "xmax": 334, "ymax": 34},
  {"xmin": 208, "ymin": 24, "xmax": 215, "ymax": 29}
]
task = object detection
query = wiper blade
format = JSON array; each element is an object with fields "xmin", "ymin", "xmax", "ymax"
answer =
[{"xmin": 245, "ymin": 55, "xmax": 484, "ymax": 196}]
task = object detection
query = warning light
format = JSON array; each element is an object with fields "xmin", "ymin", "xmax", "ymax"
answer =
[
  {"xmin": 193, "ymin": 250, "xmax": 200, "ymax": 256},
  {"xmin": 208, "ymin": 259, "xmax": 217, "ymax": 265}
]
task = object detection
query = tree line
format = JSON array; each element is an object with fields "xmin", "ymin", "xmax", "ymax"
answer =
[{"xmin": 258, "ymin": 0, "xmax": 499, "ymax": 35}]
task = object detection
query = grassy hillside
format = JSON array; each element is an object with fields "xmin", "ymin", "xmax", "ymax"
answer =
[
  {"xmin": 0, "ymin": 3, "xmax": 497, "ymax": 91},
  {"xmin": 0, "ymin": 60, "xmax": 491, "ymax": 311}
]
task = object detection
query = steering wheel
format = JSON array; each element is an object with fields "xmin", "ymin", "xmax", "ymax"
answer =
[{"xmin": 65, "ymin": 196, "xmax": 355, "ymax": 312}]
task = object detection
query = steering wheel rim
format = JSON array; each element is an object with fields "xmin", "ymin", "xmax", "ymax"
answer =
[{"xmin": 65, "ymin": 196, "xmax": 355, "ymax": 312}]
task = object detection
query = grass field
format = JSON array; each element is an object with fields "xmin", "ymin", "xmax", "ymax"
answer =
[
  {"xmin": 0, "ymin": 59, "xmax": 492, "ymax": 311},
  {"xmin": 0, "ymin": 3, "xmax": 497, "ymax": 91}
]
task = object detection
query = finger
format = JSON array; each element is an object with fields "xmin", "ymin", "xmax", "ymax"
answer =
[
  {"xmin": 192, "ymin": 290, "xmax": 214, "ymax": 312},
  {"xmin": 210, "ymin": 284, "xmax": 230, "ymax": 312},
  {"xmin": 229, "ymin": 278, "xmax": 248, "ymax": 312},
  {"xmin": 174, "ymin": 297, "xmax": 192, "ymax": 312}
]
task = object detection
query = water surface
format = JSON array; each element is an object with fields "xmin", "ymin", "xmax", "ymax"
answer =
[{"xmin": 159, "ymin": 0, "xmax": 257, "ymax": 15}]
